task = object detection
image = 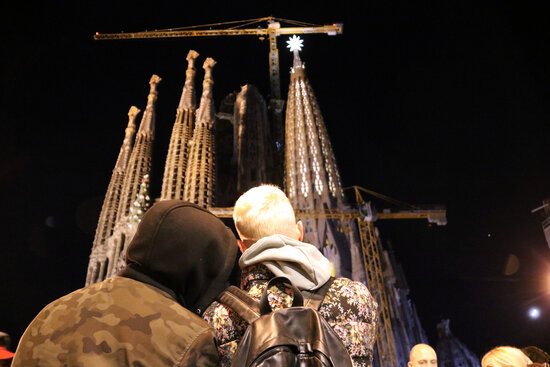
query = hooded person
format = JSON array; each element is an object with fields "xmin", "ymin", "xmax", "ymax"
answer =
[
  {"xmin": 203, "ymin": 185, "xmax": 379, "ymax": 367},
  {"xmin": 12, "ymin": 200, "xmax": 238, "ymax": 367}
]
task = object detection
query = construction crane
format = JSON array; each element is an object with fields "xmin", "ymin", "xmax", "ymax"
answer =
[
  {"xmin": 349, "ymin": 186, "xmax": 446, "ymax": 367},
  {"xmin": 209, "ymin": 186, "xmax": 447, "ymax": 224},
  {"xmin": 94, "ymin": 16, "xmax": 342, "ymax": 125},
  {"xmin": 210, "ymin": 186, "xmax": 446, "ymax": 367}
]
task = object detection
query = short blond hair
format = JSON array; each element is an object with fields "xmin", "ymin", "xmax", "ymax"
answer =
[
  {"xmin": 482, "ymin": 346, "xmax": 533, "ymax": 367},
  {"xmin": 233, "ymin": 185, "xmax": 297, "ymax": 240}
]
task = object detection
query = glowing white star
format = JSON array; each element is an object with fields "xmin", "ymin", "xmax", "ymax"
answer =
[{"xmin": 287, "ymin": 35, "xmax": 304, "ymax": 52}]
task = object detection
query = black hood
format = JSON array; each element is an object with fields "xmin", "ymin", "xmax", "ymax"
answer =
[{"xmin": 120, "ymin": 200, "xmax": 237, "ymax": 315}]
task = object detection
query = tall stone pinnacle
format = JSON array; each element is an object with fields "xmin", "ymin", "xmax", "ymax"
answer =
[
  {"xmin": 285, "ymin": 51, "xmax": 343, "ymax": 211},
  {"xmin": 234, "ymin": 84, "xmax": 271, "ymax": 194},
  {"xmin": 195, "ymin": 57, "xmax": 217, "ymax": 125},
  {"xmin": 183, "ymin": 58, "xmax": 216, "ymax": 207},
  {"xmin": 161, "ymin": 50, "xmax": 199, "ymax": 200},
  {"xmin": 117, "ymin": 75, "xmax": 161, "ymax": 220},
  {"xmin": 86, "ymin": 106, "xmax": 140, "ymax": 285}
]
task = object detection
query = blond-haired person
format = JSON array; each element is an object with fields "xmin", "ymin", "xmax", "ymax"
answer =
[
  {"xmin": 482, "ymin": 346, "xmax": 540, "ymax": 367},
  {"xmin": 203, "ymin": 184, "xmax": 379, "ymax": 367}
]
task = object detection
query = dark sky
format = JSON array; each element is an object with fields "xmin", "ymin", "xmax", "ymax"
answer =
[{"xmin": 2, "ymin": 1, "xmax": 549, "ymax": 359}]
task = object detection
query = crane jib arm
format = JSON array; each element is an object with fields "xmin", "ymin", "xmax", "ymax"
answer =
[{"xmin": 94, "ymin": 25, "xmax": 343, "ymax": 40}]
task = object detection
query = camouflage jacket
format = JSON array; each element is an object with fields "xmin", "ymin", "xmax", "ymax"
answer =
[
  {"xmin": 203, "ymin": 264, "xmax": 379, "ymax": 367},
  {"xmin": 12, "ymin": 276, "xmax": 219, "ymax": 367}
]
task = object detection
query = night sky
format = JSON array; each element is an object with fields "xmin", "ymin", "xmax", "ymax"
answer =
[{"xmin": 2, "ymin": 1, "xmax": 549, "ymax": 359}]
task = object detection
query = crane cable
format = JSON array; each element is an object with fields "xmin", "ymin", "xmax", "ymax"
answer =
[
  {"xmin": 343, "ymin": 185, "xmax": 419, "ymax": 210},
  {"xmin": 146, "ymin": 17, "xmax": 322, "ymax": 33}
]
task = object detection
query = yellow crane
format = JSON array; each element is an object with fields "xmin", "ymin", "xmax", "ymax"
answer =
[{"xmin": 94, "ymin": 16, "xmax": 342, "ymax": 112}]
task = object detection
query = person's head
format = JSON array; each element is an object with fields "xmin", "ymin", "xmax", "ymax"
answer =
[
  {"xmin": 233, "ymin": 185, "xmax": 303, "ymax": 252},
  {"xmin": 522, "ymin": 346, "xmax": 550, "ymax": 365},
  {"xmin": 408, "ymin": 344, "xmax": 437, "ymax": 367},
  {"xmin": 124, "ymin": 200, "xmax": 238, "ymax": 315},
  {"xmin": 482, "ymin": 346, "xmax": 533, "ymax": 367}
]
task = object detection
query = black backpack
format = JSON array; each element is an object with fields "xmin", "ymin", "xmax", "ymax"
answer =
[{"xmin": 217, "ymin": 276, "xmax": 353, "ymax": 367}]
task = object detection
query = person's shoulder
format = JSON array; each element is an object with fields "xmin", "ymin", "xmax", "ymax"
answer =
[
  {"xmin": 331, "ymin": 277, "xmax": 372, "ymax": 295},
  {"xmin": 327, "ymin": 277, "xmax": 377, "ymax": 308},
  {"xmin": 116, "ymin": 278, "xmax": 210, "ymax": 330}
]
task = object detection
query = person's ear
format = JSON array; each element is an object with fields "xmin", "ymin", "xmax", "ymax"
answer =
[
  {"xmin": 237, "ymin": 239, "xmax": 248, "ymax": 253},
  {"xmin": 296, "ymin": 220, "xmax": 304, "ymax": 242}
]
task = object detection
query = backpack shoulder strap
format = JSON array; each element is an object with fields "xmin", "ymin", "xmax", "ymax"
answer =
[
  {"xmin": 216, "ymin": 286, "xmax": 260, "ymax": 323},
  {"xmin": 302, "ymin": 276, "xmax": 335, "ymax": 310}
]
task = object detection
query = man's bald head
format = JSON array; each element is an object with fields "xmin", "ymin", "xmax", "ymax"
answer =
[{"xmin": 408, "ymin": 344, "xmax": 437, "ymax": 367}]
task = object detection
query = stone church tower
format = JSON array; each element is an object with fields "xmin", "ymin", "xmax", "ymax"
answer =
[
  {"xmin": 117, "ymin": 75, "xmax": 160, "ymax": 222},
  {"xmin": 85, "ymin": 106, "xmax": 139, "ymax": 285},
  {"xmin": 233, "ymin": 84, "xmax": 272, "ymax": 194},
  {"xmin": 284, "ymin": 45, "xmax": 364, "ymax": 281},
  {"xmin": 183, "ymin": 57, "xmax": 217, "ymax": 207},
  {"xmin": 161, "ymin": 50, "xmax": 199, "ymax": 200}
]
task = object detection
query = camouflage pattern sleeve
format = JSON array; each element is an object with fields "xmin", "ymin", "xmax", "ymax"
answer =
[{"xmin": 181, "ymin": 328, "xmax": 220, "ymax": 367}]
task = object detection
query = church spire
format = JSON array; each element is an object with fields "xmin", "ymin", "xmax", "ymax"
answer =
[
  {"xmin": 117, "ymin": 75, "xmax": 161, "ymax": 220},
  {"xmin": 183, "ymin": 58, "xmax": 216, "ymax": 207},
  {"xmin": 436, "ymin": 319, "xmax": 480, "ymax": 367},
  {"xmin": 284, "ymin": 38, "xmax": 343, "ymax": 210},
  {"xmin": 86, "ymin": 106, "xmax": 140, "ymax": 285},
  {"xmin": 234, "ymin": 84, "xmax": 271, "ymax": 194},
  {"xmin": 161, "ymin": 50, "xmax": 199, "ymax": 200}
]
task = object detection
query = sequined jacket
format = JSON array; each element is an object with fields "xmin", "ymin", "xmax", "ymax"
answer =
[
  {"xmin": 203, "ymin": 264, "xmax": 378, "ymax": 367},
  {"xmin": 12, "ymin": 277, "xmax": 219, "ymax": 367}
]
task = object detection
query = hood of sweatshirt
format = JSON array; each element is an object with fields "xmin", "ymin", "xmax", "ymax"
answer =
[
  {"xmin": 239, "ymin": 234, "xmax": 331, "ymax": 290},
  {"xmin": 120, "ymin": 200, "xmax": 238, "ymax": 315}
]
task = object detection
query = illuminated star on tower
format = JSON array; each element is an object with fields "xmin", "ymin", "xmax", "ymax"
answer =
[{"xmin": 286, "ymin": 35, "xmax": 304, "ymax": 52}]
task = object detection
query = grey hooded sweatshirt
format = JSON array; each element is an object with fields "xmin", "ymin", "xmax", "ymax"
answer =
[{"xmin": 239, "ymin": 234, "xmax": 332, "ymax": 290}]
